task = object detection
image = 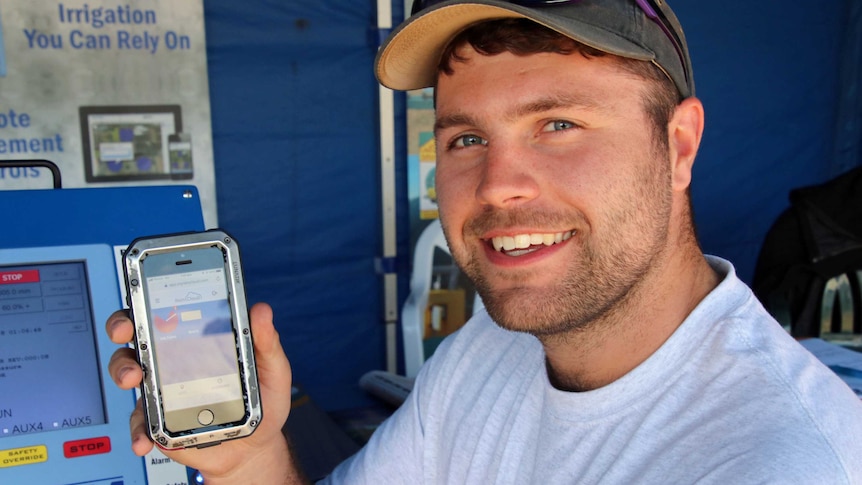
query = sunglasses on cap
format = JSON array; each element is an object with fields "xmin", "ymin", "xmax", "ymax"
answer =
[{"xmin": 409, "ymin": 0, "xmax": 690, "ymax": 93}]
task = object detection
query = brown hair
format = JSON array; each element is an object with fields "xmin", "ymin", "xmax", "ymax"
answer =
[{"xmin": 437, "ymin": 19, "xmax": 681, "ymax": 147}]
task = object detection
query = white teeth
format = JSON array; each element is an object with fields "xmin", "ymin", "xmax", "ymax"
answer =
[
  {"xmin": 490, "ymin": 231, "xmax": 574, "ymax": 253},
  {"xmin": 502, "ymin": 236, "xmax": 516, "ymax": 251},
  {"xmin": 514, "ymin": 234, "xmax": 531, "ymax": 248}
]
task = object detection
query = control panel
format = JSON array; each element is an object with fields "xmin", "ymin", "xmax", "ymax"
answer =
[{"xmin": 0, "ymin": 244, "xmax": 147, "ymax": 483}]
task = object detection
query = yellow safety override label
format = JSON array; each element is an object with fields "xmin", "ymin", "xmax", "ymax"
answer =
[{"xmin": 0, "ymin": 445, "xmax": 48, "ymax": 468}]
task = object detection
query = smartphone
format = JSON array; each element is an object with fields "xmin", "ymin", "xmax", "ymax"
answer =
[
  {"xmin": 168, "ymin": 133, "xmax": 193, "ymax": 180},
  {"xmin": 123, "ymin": 230, "xmax": 261, "ymax": 449}
]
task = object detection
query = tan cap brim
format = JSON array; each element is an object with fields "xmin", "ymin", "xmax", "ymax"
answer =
[{"xmin": 375, "ymin": 0, "xmax": 692, "ymax": 98}]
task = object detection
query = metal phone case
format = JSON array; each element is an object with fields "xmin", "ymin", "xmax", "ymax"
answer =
[{"xmin": 123, "ymin": 229, "xmax": 262, "ymax": 449}]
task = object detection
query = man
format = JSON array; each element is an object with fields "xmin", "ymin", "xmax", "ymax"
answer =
[{"xmin": 107, "ymin": 0, "xmax": 862, "ymax": 483}]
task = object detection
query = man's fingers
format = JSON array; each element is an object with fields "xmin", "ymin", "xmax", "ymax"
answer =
[
  {"xmin": 108, "ymin": 347, "xmax": 143, "ymax": 390},
  {"xmin": 129, "ymin": 398, "xmax": 154, "ymax": 457},
  {"xmin": 106, "ymin": 309, "xmax": 134, "ymax": 345}
]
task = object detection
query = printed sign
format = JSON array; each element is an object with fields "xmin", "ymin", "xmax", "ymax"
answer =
[{"xmin": 0, "ymin": 1, "xmax": 217, "ymax": 226}]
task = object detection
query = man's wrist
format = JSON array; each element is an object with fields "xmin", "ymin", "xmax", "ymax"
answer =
[{"xmin": 201, "ymin": 434, "xmax": 308, "ymax": 485}]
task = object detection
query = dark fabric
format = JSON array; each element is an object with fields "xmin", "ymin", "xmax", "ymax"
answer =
[{"xmin": 754, "ymin": 167, "xmax": 862, "ymax": 337}]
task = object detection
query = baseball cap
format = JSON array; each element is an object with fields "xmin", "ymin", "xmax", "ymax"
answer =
[{"xmin": 375, "ymin": 0, "xmax": 694, "ymax": 98}]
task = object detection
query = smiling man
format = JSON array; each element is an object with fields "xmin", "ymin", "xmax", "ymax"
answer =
[
  {"xmin": 106, "ymin": 1, "xmax": 862, "ymax": 483},
  {"xmin": 431, "ymin": 39, "xmax": 715, "ymax": 393}
]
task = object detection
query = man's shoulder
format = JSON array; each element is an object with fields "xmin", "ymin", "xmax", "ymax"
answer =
[{"xmin": 681, "ymin": 273, "xmax": 862, "ymax": 482}]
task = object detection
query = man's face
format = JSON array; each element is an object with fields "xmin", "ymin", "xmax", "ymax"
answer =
[{"xmin": 434, "ymin": 46, "xmax": 676, "ymax": 336}]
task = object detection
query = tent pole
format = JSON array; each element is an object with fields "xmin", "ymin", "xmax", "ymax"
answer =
[{"xmin": 377, "ymin": 0, "xmax": 398, "ymax": 374}]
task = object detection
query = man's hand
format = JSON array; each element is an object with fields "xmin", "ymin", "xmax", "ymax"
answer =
[{"xmin": 106, "ymin": 302, "xmax": 307, "ymax": 484}]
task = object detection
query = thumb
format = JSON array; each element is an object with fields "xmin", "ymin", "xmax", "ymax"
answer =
[
  {"xmin": 248, "ymin": 302, "xmax": 293, "ymax": 423},
  {"xmin": 250, "ymin": 302, "xmax": 285, "ymax": 363}
]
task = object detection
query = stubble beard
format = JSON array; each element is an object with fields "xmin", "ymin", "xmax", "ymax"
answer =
[{"xmin": 452, "ymin": 162, "xmax": 674, "ymax": 339}]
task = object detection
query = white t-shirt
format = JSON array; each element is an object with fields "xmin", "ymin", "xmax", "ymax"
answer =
[{"xmin": 326, "ymin": 257, "xmax": 862, "ymax": 484}]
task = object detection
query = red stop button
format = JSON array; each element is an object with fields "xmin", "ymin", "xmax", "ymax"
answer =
[
  {"xmin": 0, "ymin": 269, "xmax": 39, "ymax": 284},
  {"xmin": 63, "ymin": 436, "xmax": 111, "ymax": 458}
]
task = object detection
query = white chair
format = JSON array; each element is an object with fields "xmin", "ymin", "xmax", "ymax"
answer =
[{"xmin": 400, "ymin": 219, "xmax": 483, "ymax": 378}]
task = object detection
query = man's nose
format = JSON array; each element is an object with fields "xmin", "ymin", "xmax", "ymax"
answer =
[{"xmin": 475, "ymin": 143, "xmax": 540, "ymax": 208}]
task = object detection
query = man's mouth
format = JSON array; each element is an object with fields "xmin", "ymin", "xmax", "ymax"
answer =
[{"xmin": 489, "ymin": 230, "xmax": 574, "ymax": 256}]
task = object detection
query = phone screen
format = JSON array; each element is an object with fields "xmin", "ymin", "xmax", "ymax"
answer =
[
  {"xmin": 168, "ymin": 133, "xmax": 193, "ymax": 179},
  {"xmin": 141, "ymin": 247, "xmax": 244, "ymax": 433}
]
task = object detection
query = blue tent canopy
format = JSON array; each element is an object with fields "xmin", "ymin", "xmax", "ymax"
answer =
[{"xmin": 203, "ymin": 0, "xmax": 861, "ymax": 411}]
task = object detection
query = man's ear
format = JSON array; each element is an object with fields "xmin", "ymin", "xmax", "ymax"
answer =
[{"xmin": 668, "ymin": 97, "xmax": 704, "ymax": 192}]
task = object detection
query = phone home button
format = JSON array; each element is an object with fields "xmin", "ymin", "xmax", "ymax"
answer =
[{"xmin": 197, "ymin": 409, "xmax": 215, "ymax": 426}]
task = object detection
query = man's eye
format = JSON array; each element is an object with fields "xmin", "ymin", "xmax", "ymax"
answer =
[
  {"xmin": 452, "ymin": 134, "xmax": 487, "ymax": 148},
  {"xmin": 542, "ymin": 120, "xmax": 577, "ymax": 132}
]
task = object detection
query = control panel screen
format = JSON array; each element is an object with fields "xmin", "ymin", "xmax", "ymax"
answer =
[{"xmin": 0, "ymin": 261, "xmax": 106, "ymax": 438}]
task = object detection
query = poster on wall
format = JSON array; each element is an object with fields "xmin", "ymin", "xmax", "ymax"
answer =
[
  {"xmin": 0, "ymin": 1, "xmax": 218, "ymax": 226},
  {"xmin": 407, "ymin": 88, "xmax": 437, "ymax": 238}
]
